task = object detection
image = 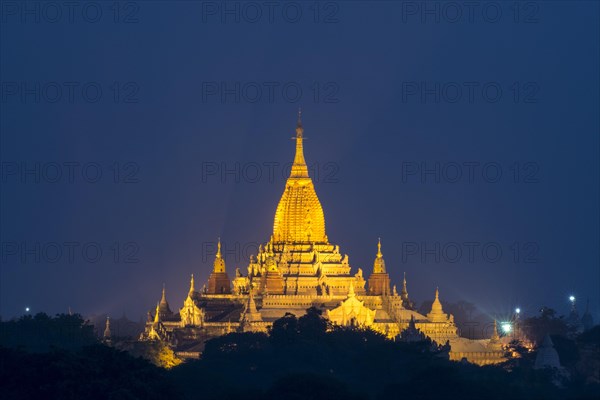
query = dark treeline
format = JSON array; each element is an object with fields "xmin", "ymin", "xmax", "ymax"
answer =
[{"xmin": 1, "ymin": 309, "xmax": 599, "ymax": 400}]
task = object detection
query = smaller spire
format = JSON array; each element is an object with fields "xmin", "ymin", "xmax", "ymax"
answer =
[
  {"xmin": 491, "ymin": 320, "xmax": 500, "ymax": 340},
  {"xmin": 427, "ymin": 287, "xmax": 447, "ymax": 322},
  {"xmin": 290, "ymin": 110, "xmax": 308, "ymax": 178},
  {"xmin": 247, "ymin": 291, "xmax": 258, "ymax": 314},
  {"xmin": 213, "ymin": 238, "xmax": 226, "ymax": 273},
  {"xmin": 103, "ymin": 316, "xmax": 111, "ymax": 339},
  {"xmin": 160, "ymin": 283, "xmax": 167, "ymax": 304},
  {"xmin": 401, "ymin": 272, "xmax": 409, "ymax": 300},
  {"xmin": 348, "ymin": 281, "xmax": 356, "ymax": 297},
  {"xmin": 409, "ymin": 314, "xmax": 417, "ymax": 329},
  {"xmin": 487, "ymin": 320, "xmax": 503, "ymax": 352},
  {"xmin": 372, "ymin": 238, "xmax": 386, "ymax": 274},
  {"xmin": 295, "ymin": 108, "xmax": 304, "ymax": 139},
  {"xmin": 153, "ymin": 302, "xmax": 160, "ymax": 324},
  {"xmin": 189, "ymin": 274, "xmax": 195, "ymax": 295},
  {"xmin": 239, "ymin": 289, "xmax": 263, "ymax": 326}
]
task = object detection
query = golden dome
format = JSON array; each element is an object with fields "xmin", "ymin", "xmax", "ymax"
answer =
[{"xmin": 273, "ymin": 112, "xmax": 326, "ymax": 244}]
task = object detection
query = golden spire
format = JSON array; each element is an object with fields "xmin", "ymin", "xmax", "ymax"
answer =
[
  {"xmin": 158, "ymin": 284, "xmax": 172, "ymax": 314},
  {"xmin": 491, "ymin": 320, "xmax": 500, "ymax": 341},
  {"xmin": 290, "ymin": 107, "xmax": 308, "ymax": 178},
  {"xmin": 160, "ymin": 283, "xmax": 167, "ymax": 304},
  {"xmin": 427, "ymin": 287, "xmax": 447, "ymax": 323},
  {"xmin": 373, "ymin": 238, "xmax": 386, "ymax": 274},
  {"xmin": 348, "ymin": 281, "xmax": 356, "ymax": 297},
  {"xmin": 189, "ymin": 274, "xmax": 195, "ymax": 295},
  {"xmin": 153, "ymin": 302, "xmax": 160, "ymax": 323},
  {"xmin": 487, "ymin": 320, "xmax": 503, "ymax": 351},
  {"xmin": 401, "ymin": 272, "xmax": 409, "ymax": 299},
  {"xmin": 247, "ymin": 291, "xmax": 258, "ymax": 314},
  {"xmin": 273, "ymin": 112, "xmax": 326, "ymax": 243},
  {"xmin": 213, "ymin": 238, "xmax": 226, "ymax": 273},
  {"xmin": 240, "ymin": 289, "xmax": 263, "ymax": 325}
]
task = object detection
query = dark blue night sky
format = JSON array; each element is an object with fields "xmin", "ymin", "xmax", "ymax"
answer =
[{"xmin": 1, "ymin": 1, "xmax": 598, "ymax": 322}]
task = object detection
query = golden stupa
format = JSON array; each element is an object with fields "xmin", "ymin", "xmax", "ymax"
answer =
[{"xmin": 141, "ymin": 112, "xmax": 506, "ymax": 366}]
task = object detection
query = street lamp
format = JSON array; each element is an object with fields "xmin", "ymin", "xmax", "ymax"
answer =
[{"xmin": 501, "ymin": 322, "xmax": 512, "ymax": 334}]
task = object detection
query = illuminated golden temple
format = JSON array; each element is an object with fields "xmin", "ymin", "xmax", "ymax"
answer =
[{"xmin": 141, "ymin": 112, "xmax": 506, "ymax": 366}]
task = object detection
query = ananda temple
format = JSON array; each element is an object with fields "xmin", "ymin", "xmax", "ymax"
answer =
[{"xmin": 140, "ymin": 113, "xmax": 507, "ymax": 366}]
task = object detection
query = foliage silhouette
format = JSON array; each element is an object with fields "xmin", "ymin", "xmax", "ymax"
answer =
[{"xmin": 1, "ymin": 310, "xmax": 599, "ymax": 399}]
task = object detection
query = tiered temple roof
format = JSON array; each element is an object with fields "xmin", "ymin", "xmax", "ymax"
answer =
[{"xmin": 139, "ymin": 113, "xmax": 508, "ymax": 366}]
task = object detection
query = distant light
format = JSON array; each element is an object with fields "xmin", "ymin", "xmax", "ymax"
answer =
[
  {"xmin": 515, "ymin": 308, "xmax": 521, "ymax": 314},
  {"xmin": 501, "ymin": 322, "xmax": 512, "ymax": 333},
  {"xmin": 25, "ymin": 307, "xmax": 30, "ymax": 312},
  {"xmin": 569, "ymin": 295, "xmax": 576, "ymax": 302}
]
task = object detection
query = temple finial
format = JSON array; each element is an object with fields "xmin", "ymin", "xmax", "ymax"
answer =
[
  {"xmin": 377, "ymin": 237, "xmax": 382, "ymax": 258},
  {"xmin": 160, "ymin": 283, "xmax": 167, "ymax": 304},
  {"xmin": 491, "ymin": 320, "xmax": 500, "ymax": 340},
  {"xmin": 348, "ymin": 281, "xmax": 355, "ymax": 297},
  {"xmin": 295, "ymin": 108, "xmax": 304, "ymax": 140},
  {"xmin": 189, "ymin": 274, "xmax": 195, "ymax": 294},
  {"xmin": 290, "ymin": 109, "xmax": 308, "ymax": 178},
  {"xmin": 401, "ymin": 272, "xmax": 408, "ymax": 298},
  {"xmin": 213, "ymin": 239, "xmax": 226, "ymax": 273}
]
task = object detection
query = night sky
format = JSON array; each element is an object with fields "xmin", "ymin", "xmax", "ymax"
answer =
[{"xmin": 1, "ymin": 1, "xmax": 598, "ymax": 323}]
